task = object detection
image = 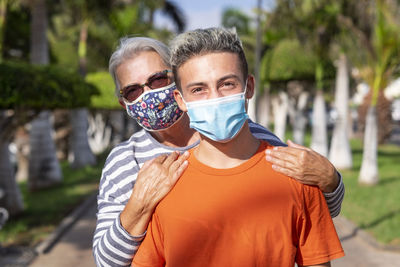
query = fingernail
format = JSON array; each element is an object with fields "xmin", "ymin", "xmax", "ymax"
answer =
[
  {"xmin": 273, "ymin": 147, "xmax": 278, "ymax": 151},
  {"xmin": 266, "ymin": 155, "xmax": 272, "ymax": 161},
  {"xmin": 266, "ymin": 149, "xmax": 271, "ymax": 154},
  {"xmin": 184, "ymin": 151, "xmax": 189, "ymax": 156}
]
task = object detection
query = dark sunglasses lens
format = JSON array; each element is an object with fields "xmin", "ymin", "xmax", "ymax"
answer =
[
  {"xmin": 123, "ymin": 85, "xmax": 143, "ymax": 102},
  {"xmin": 148, "ymin": 73, "xmax": 170, "ymax": 89}
]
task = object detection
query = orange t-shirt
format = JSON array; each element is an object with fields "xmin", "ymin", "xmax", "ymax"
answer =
[{"xmin": 133, "ymin": 142, "xmax": 344, "ymax": 267}]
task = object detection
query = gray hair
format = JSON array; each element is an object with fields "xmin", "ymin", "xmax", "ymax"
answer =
[
  {"xmin": 109, "ymin": 37, "xmax": 171, "ymax": 97},
  {"xmin": 170, "ymin": 27, "xmax": 248, "ymax": 89}
]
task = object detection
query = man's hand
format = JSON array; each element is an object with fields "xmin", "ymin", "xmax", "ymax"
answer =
[
  {"xmin": 121, "ymin": 151, "xmax": 189, "ymax": 235},
  {"xmin": 265, "ymin": 140, "xmax": 339, "ymax": 193}
]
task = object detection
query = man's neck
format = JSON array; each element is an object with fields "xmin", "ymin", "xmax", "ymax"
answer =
[
  {"xmin": 150, "ymin": 114, "xmax": 199, "ymax": 148},
  {"xmin": 194, "ymin": 122, "xmax": 260, "ymax": 169}
]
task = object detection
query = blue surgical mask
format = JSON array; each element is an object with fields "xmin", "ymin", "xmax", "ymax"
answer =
[{"xmin": 182, "ymin": 90, "xmax": 249, "ymax": 142}]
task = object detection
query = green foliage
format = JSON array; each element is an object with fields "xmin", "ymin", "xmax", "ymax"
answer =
[
  {"xmin": 109, "ymin": 5, "xmax": 140, "ymax": 37},
  {"xmin": 261, "ymin": 39, "xmax": 316, "ymax": 83},
  {"xmin": 222, "ymin": 8, "xmax": 251, "ymax": 35},
  {"xmin": 2, "ymin": 4, "xmax": 30, "ymax": 62},
  {"xmin": 0, "ymin": 62, "xmax": 98, "ymax": 109},
  {"xmin": 86, "ymin": 71, "xmax": 121, "ymax": 109}
]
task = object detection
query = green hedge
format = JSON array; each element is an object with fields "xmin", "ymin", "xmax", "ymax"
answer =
[
  {"xmin": 261, "ymin": 39, "xmax": 335, "ymax": 83},
  {"xmin": 86, "ymin": 71, "xmax": 122, "ymax": 109},
  {"xmin": 0, "ymin": 62, "xmax": 99, "ymax": 109}
]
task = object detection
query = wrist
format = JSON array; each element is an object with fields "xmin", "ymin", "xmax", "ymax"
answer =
[
  {"xmin": 120, "ymin": 200, "xmax": 154, "ymax": 236},
  {"xmin": 321, "ymin": 169, "xmax": 339, "ymax": 193}
]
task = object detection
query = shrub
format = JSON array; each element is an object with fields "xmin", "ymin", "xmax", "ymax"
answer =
[
  {"xmin": 86, "ymin": 71, "xmax": 121, "ymax": 109},
  {"xmin": 0, "ymin": 62, "xmax": 99, "ymax": 109}
]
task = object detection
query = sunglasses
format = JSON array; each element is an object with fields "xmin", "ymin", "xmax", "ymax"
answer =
[{"xmin": 120, "ymin": 70, "xmax": 173, "ymax": 102}]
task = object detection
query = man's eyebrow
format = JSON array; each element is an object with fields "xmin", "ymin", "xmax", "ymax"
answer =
[
  {"xmin": 185, "ymin": 74, "xmax": 241, "ymax": 88},
  {"xmin": 217, "ymin": 74, "xmax": 241, "ymax": 84},
  {"xmin": 185, "ymin": 81, "xmax": 207, "ymax": 88}
]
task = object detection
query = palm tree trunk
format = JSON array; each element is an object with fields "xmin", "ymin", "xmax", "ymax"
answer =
[
  {"xmin": 28, "ymin": 0, "xmax": 62, "ymax": 190},
  {"xmin": 310, "ymin": 90, "xmax": 328, "ymax": 157},
  {"xmin": 291, "ymin": 91, "xmax": 309, "ymax": 145},
  {"xmin": 329, "ymin": 54, "xmax": 352, "ymax": 169},
  {"xmin": 257, "ymin": 87, "xmax": 270, "ymax": 128},
  {"xmin": 358, "ymin": 106, "xmax": 379, "ymax": 185},
  {"xmin": 272, "ymin": 91, "xmax": 288, "ymax": 141},
  {"xmin": 109, "ymin": 110, "xmax": 125, "ymax": 146},
  {"xmin": 29, "ymin": 111, "xmax": 62, "ymax": 190},
  {"xmin": 249, "ymin": 0, "xmax": 262, "ymax": 122},
  {"xmin": 68, "ymin": 21, "xmax": 96, "ymax": 168},
  {"xmin": 30, "ymin": 0, "xmax": 48, "ymax": 65},
  {"xmin": 0, "ymin": 1, "xmax": 23, "ymax": 214},
  {"xmin": 0, "ymin": 0, "xmax": 7, "ymax": 62},
  {"xmin": 0, "ymin": 111, "xmax": 24, "ymax": 215},
  {"xmin": 0, "ymin": 140, "xmax": 24, "ymax": 215},
  {"xmin": 69, "ymin": 108, "xmax": 96, "ymax": 168}
]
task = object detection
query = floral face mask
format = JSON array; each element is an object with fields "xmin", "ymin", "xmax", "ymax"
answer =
[{"xmin": 123, "ymin": 82, "xmax": 184, "ymax": 131}]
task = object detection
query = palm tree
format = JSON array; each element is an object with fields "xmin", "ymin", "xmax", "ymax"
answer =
[
  {"xmin": 328, "ymin": 53, "xmax": 352, "ymax": 169},
  {"xmin": 355, "ymin": 0, "xmax": 400, "ymax": 185},
  {"xmin": 299, "ymin": 1, "xmax": 339, "ymax": 157},
  {"xmin": 141, "ymin": 0, "xmax": 185, "ymax": 33},
  {"xmin": 28, "ymin": 0, "xmax": 62, "ymax": 190},
  {"xmin": 67, "ymin": 1, "xmax": 97, "ymax": 168},
  {"xmin": 337, "ymin": 0, "xmax": 400, "ymax": 184}
]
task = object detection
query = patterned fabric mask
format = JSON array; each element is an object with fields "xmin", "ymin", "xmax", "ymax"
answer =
[{"xmin": 123, "ymin": 82, "xmax": 183, "ymax": 131}]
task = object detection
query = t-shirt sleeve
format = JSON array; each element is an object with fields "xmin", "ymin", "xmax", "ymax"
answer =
[
  {"xmin": 132, "ymin": 213, "xmax": 165, "ymax": 267},
  {"xmin": 295, "ymin": 185, "xmax": 345, "ymax": 266}
]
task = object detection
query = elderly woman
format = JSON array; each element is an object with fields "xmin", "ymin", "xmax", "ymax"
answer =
[{"xmin": 92, "ymin": 37, "xmax": 344, "ymax": 267}]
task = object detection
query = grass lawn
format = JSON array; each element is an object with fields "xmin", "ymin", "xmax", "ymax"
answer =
[
  {"xmin": 340, "ymin": 139, "xmax": 400, "ymax": 246},
  {"xmin": 0, "ymin": 151, "xmax": 108, "ymax": 247}
]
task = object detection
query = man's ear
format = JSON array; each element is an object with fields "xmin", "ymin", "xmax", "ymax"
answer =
[
  {"xmin": 173, "ymin": 89, "xmax": 187, "ymax": 112},
  {"xmin": 118, "ymin": 98, "xmax": 126, "ymax": 108},
  {"xmin": 245, "ymin": 75, "xmax": 255, "ymax": 99}
]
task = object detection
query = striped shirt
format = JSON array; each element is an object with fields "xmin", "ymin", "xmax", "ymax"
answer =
[{"xmin": 92, "ymin": 120, "xmax": 344, "ymax": 267}]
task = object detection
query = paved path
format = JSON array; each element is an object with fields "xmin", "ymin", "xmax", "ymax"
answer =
[
  {"xmin": 26, "ymin": 196, "xmax": 400, "ymax": 267},
  {"xmin": 332, "ymin": 217, "xmax": 400, "ymax": 267},
  {"xmin": 28, "ymin": 198, "xmax": 97, "ymax": 267}
]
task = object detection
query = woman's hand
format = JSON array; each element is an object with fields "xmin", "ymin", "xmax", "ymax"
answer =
[
  {"xmin": 265, "ymin": 140, "xmax": 339, "ymax": 193},
  {"xmin": 121, "ymin": 151, "xmax": 189, "ymax": 235}
]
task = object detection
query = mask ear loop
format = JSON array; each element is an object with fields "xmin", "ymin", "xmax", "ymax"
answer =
[
  {"xmin": 243, "ymin": 78, "xmax": 249, "ymax": 106},
  {"xmin": 178, "ymin": 91, "xmax": 188, "ymax": 106}
]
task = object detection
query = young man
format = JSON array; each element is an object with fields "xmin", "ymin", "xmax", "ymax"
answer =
[
  {"xmin": 93, "ymin": 37, "xmax": 344, "ymax": 266},
  {"xmin": 132, "ymin": 28, "xmax": 344, "ymax": 267}
]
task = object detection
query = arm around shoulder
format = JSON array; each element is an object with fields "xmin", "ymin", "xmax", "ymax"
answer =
[{"xmin": 323, "ymin": 171, "xmax": 345, "ymax": 218}]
